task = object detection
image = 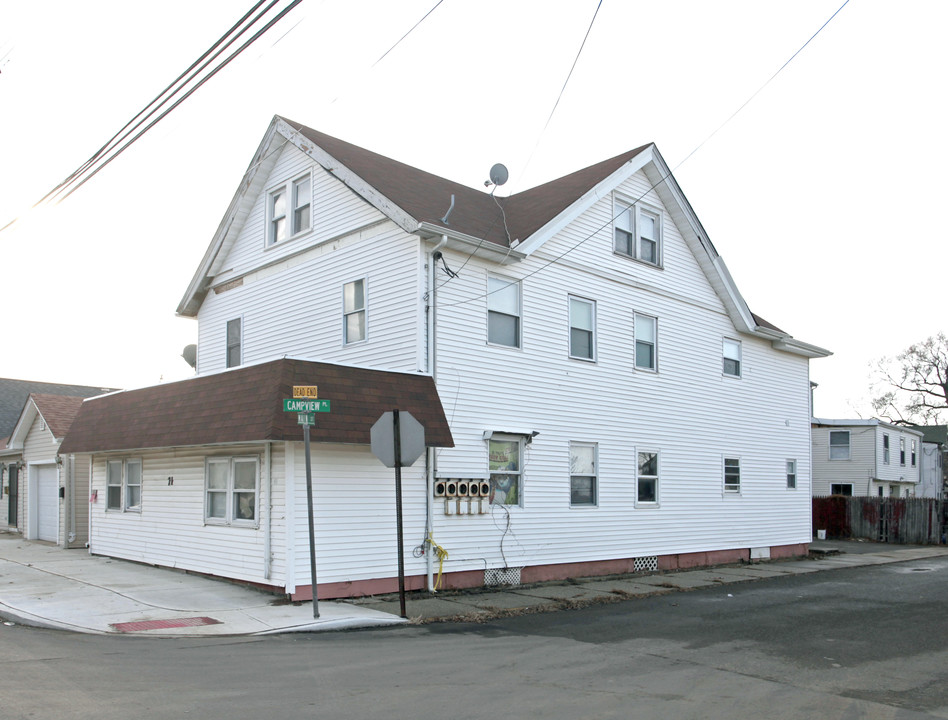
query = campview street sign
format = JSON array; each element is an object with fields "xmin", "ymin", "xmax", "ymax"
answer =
[{"xmin": 283, "ymin": 399, "xmax": 331, "ymax": 413}]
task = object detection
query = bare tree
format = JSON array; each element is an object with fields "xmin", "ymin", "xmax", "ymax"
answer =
[{"xmin": 872, "ymin": 333, "xmax": 948, "ymax": 425}]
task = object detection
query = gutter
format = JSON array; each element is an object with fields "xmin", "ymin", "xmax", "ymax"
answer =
[
  {"xmin": 416, "ymin": 222, "xmax": 526, "ymax": 264},
  {"xmin": 425, "ymin": 235, "xmax": 447, "ymax": 592}
]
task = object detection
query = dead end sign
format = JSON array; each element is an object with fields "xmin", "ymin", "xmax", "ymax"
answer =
[{"xmin": 370, "ymin": 411, "xmax": 426, "ymax": 468}]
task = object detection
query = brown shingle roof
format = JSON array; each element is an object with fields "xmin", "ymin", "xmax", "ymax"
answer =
[
  {"xmin": 31, "ymin": 394, "xmax": 86, "ymax": 439},
  {"xmin": 59, "ymin": 359, "xmax": 453, "ymax": 454},
  {"xmin": 283, "ymin": 118, "xmax": 651, "ymax": 247}
]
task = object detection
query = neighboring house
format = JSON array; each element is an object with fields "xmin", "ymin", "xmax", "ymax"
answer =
[
  {"xmin": 4, "ymin": 394, "xmax": 98, "ymax": 546},
  {"xmin": 63, "ymin": 116, "xmax": 830, "ymax": 600},
  {"xmin": 0, "ymin": 378, "xmax": 115, "ymax": 534},
  {"xmin": 811, "ymin": 419, "xmax": 923, "ymax": 497},
  {"xmin": 911, "ymin": 425, "xmax": 947, "ymax": 499}
]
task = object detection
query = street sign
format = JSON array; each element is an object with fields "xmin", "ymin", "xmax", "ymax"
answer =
[
  {"xmin": 370, "ymin": 410, "xmax": 426, "ymax": 468},
  {"xmin": 293, "ymin": 385, "xmax": 319, "ymax": 398},
  {"xmin": 297, "ymin": 413, "xmax": 316, "ymax": 425},
  {"xmin": 283, "ymin": 399, "xmax": 331, "ymax": 413}
]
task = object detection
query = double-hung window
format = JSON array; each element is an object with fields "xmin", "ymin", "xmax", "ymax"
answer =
[
  {"xmin": 487, "ymin": 276, "xmax": 521, "ymax": 348},
  {"xmin": 614, "ymin": 197, "xmax": 662, "ymax": 266},
  {"xmin": 569, "ymin": 297, "xmax": 595, "ymax": 360},
  {"xmin": 829, "ymin": 431, "xmax": 850, "ymax": 460},
  {"xmin": 106, "ymin": 458, "xmax": 142, "ymax": 512},
  {"xmin": 724, "ymin": 457, "xmax": 741, "ymax": 493},
  {"xmin": 205, "ymin": 457, "xmax": 258, "ymax": 526},
  {"xmin": 637, "ymin": 451, "xmax": 659, "ymax": 503},
  {"xmin": 723, "ymin": 338, "xmax": 742, "ymax": 377},
  {"xmin": 226, "ymin": 318, "xmax": 241, "ymax": 368},
  {"xmin": 569, "ymin": 442, "xmax": 597, "ymax": 506},
  {"xmin": 786, "ymin": 459, "xmax": 797, "ymax": 489},
  {"xmin": 899, "ymin": 437, "xmax": 906, "ymax": 466},
  {"xmin": 883, "ymin": 434, "xmax": 890, "ymax": 464},
  {"xmin": 268, "ymin": 174, "xmax": 312, "ymax": 245},
  {"xmin": 343, "ymin": 279, "xmax": 366, "ymax": 344},
  {"xmin": 634, "ymin": 313, "xmax": 657, "ymax": 370},
  {"xmin": 911, "ymin": 439, "xmax": 917, "ymax": 467},
  {"xmin": 488, "ymin": 436, "xmax": 522, "ymax": 506}
]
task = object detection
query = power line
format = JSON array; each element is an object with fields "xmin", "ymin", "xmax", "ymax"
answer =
[
  {"xmin": 1, "ymin": 0, "xmax": 303, "ymax": 234},
  {"xmin": 439, "ymin": 0, "xmax": 850, "ymax": 310}
]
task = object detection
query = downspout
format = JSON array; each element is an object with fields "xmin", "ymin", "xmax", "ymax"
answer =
[
  {"xmin": 87, "ymin": 454, "xmax": 94, "ymax": 553},
  {"xmin": 426, "ymin": 235, "xmax": 448, "ymax": 592},
  {"xmin": 264, "ymin": 441, "xmax": 272, "ymax": 580}
]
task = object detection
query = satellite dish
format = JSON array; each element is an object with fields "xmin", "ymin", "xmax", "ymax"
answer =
[
  {"xmin": 181, "ymin": 344, "xmax": 197, "ymax": 369},
  {"xmin": 489, "ymin": 163, "xmax": 509, "ymax": 186}
]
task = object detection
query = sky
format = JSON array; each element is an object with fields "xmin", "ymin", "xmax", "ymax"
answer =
[{"xmin": 0, "ymin": 0, "xmax": 945, "ymax": 419}]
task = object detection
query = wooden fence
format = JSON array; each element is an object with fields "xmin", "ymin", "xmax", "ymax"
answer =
[{"xmin": 812, "ymin": 496, "xmax": 944, "ymax": 545}]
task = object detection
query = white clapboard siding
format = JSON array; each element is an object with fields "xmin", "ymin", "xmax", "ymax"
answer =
[
  {"xmin": 812, "ymin": 424, "xmax": 922, "ymax": 496},
  {"xmin": 427, "ymin": 170, "xmax": 813, "ymax": 572},
  {"xmin": 89, "ymin": 444, "xmax": 282, "ymax": 587},
  {"xmin": 287, "ymin": 444, "xmax": 429, "ymax": 585},
  {"xmin": 197, "ymin": 224, "xmax": 422, "ymax": 374},
  {"xmin": 219, "ymin": 143, "xmax": 384, "ymax": 281}
]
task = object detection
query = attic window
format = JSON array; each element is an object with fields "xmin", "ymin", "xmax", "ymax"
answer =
[
  {"xmin": 614, "ymin": 196, "xmax": 662, "ymax": 267},
  {"xmin": 267, "ymin": 173, "xmax": 312, "ymax": 246}
]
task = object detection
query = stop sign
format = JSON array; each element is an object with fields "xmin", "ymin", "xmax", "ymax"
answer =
[{"xmin": 370, "ymin": 410, "xmax": 426, "ymax": 468}]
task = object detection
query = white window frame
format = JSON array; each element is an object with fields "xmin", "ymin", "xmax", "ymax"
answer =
[
  {"xmin": 343, "ymin": 278, "xmax": 367, "ymax": 345},
  {"xmin": 613, "ymin": 195, "xmax": 663, "ymax": 267},
  {"xmin": 723, "ymin": 338, "xmax": 742, "ymax": 378},
  {"xmin": 911, "ymin": 439, "xmax": 917, "ymax": 467},
  {"xmin": 487, "ymin": 275, "xmax": 522, "ymax": 349},
  {"xmin": 831, "ymin": 483, "xmax": 853, "ymax": 496},
  {"xmin": 786, "ymin": 459, "xmax": 797, "ymax": 490},
  {"xmin": 883, "ymin": 433, "xmax": 890, "ymax": 464},
  {"xmin": 267, "ymin": 173, "xmax": 312, "ymax": 246},
  {"xmin": 634, "ymin": 313, "xmax": 657, "ymax": 371},
  {"xmin": 204, "ymin": 456, "xmax": 259, "ymax": 527},
  {"xmin": 900, "ymin": 437, "xmax": 906, "ymax": 466},
  {"xmin": 105, "ymin": 458, "xmax": 142, "ymax": 513},
  {"xmin": 487, "ymin": 434, "xmax": 524, "ymax": 507},
  {"xmin": 724, "ymin": 456, "xmax": 741, "ymax": 494},
  {"xmin": 226, "ymin": 317, "xmax": 242, "ymax": 369},
  {"xmin": 636, "ymin": 449, "xmax": 660, "ymax": 506},
  {"xmin": 829, "ymin": 431, "xmax": 851, "ymax": 460},
  {"xmin": 569, "ymin": 441, "xmax": 598, "ymax": 507},
  {"xmin": 568, "ymin": 296, "xmax": 596, "ymax": 361}
]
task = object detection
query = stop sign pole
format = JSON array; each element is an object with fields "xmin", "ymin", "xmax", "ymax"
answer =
[
  {"xmin": 393, "ymin": 409, "xmax": 406, "ymax": 618},
  {"xmin": 370, "ymin": 409, "xmax": 426, "ymax": 620}
]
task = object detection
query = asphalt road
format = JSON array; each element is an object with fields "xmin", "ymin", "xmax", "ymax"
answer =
[{"xmin": 4, "ymin": 556, "xmax": 948, "ymax": 719}]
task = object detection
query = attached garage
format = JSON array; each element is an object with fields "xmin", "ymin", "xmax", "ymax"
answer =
[{"xmin": 33, "ymin": 464, "xmax": 59, "ymax": 542}]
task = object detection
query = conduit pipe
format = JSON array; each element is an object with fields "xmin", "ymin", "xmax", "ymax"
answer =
[{"xmin": 425, "ymin": 235, "xmax": 448, "ymax": 592}]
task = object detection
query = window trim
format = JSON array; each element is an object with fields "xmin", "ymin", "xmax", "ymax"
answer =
[
  {"xmin": 487, "ymin": 433, "xmax": 524, "ymax": 508},
  {"xmin": 487, "ymin": 275, "xmax": 522, "ymax": 349},
  {"xmin": 786, "ymin": 459, "xmax": 797, "ymax": 490},
  {"xmin": 883, "ymin": 433, "xmax": 890, "ymax": 464},
  {"xmin": 911, "ymin": 439, "xmax": 917, "ymax": 467},
  {"xmin": 829, "ymin": 430, "xmax": 851, "ymax": 460},
  {"xmin": 266, "ymin": 172, "xmax": 313, "ymax": 247},
  {"xmin": 899, "ymin": 437, "xmax": 906, "ymax": 466},
  {"xmin": 724, "ymin": 456, "xmax": 741, "ymax": 494},
  {"xmin": 634, "ymin": 312, "xmax": 658, "ymax": 371},
  {"xmin": 831, "ymin": 483, "xmax": 853, "ymax": 496},
  {"xmin": 105, "ymin": 458, "xmax": 143, "ymax": 513},
  {"xmin": 613, "ymin": 195, "xmax": 663, "ymax": 267},
  {"xmin": 342, "ymin": 277, "xmax": 367, "ymax": 345},
  {"xmin": 204, "ymin": 456, "xmax": 260, "ymax": 527},
  {"xmin": 723, "ymin": 338, "xmax": 742, "ymax": 378},
  {"xmin": 569, "ymin": 441, "xmax": 598, "ymax": 507},
  {"xmin": 636, "ymin": 449, "xmax": 660, "ymax": 506},
  {"xmin": 568, "ymin": 296, "xmax": 596, "ymax": 362},
  {"xmin": 226, "ymin": 317, "xmax": 242, "ymax": 369}
]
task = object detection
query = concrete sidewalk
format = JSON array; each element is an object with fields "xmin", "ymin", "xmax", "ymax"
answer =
[{"xmin": 3, "ymin": 534, "xmax": 947, "ymax": 637}]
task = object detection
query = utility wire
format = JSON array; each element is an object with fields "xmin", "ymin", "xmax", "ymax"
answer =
[
  {"xmin": 1, "ymin": 0, "xmax": 302, "ymax": 234},
  {"xmin": 440, "ymin": 0, "xmax": 850, "ymax": 309},
  {"xmin": 372, "ymin": 0, "xmax": 445, "ymax": 67}
]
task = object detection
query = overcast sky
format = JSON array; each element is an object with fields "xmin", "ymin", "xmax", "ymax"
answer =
[{"xmin": 1, "ymin": 0, "xmax": 945, "ymax": 418}]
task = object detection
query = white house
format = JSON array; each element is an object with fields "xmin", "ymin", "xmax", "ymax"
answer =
[
  {"xmin": 811, "ymin": 419, "xmax": 923, "ymax": 497},
  {"xmin": 64, "ymin": 116, "xmax": 830, "ymax": 599}
]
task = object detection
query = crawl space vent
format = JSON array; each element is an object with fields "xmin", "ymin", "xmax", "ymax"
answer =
[
  {"xmin": 485, "ymin": 567, "xmax": 522, "ymax": 586},
  {"xmin": 634, "ymin": 556, "xmax": 658, "ymax": 572}
]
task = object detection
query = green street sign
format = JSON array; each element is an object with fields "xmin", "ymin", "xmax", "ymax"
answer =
[
  {"xmin": 283, "ymin": 399, "xmax": 331, "ymax": 413},
  {"xmin": 298, "ymin": 413, "xmax": 316, "ymax": 425}
]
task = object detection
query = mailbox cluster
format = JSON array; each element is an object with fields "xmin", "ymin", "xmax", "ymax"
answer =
[{"xmin": 434, "ymin": 478, "xmax": 491, "ymax": 515}]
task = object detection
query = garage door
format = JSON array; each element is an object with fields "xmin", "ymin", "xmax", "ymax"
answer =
[{"xmin": 36, "ymin": 465, "xmax": 58, "ymax": 542}]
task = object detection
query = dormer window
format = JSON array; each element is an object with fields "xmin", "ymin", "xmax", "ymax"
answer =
[
  {"xmin": 614, "ymin": 197, "xmax": 662, "ymax": 267},
  {"xmin": 267, "ymin": 174, "xmax": 312, "ymax": 246}
]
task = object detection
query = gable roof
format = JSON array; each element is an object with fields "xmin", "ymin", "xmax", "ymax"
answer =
[
  {"xmin": 0, "ymin": 377, "xmax": 116, "ymax": 440},
  {"xmin": 60, "ymin": 358, "xmax": 453, "ymax": 454},
  {"xmin": 178, "ymin": 116, "xmax": 830, "ymax": 359},
  {"xmin": 7, "ymin": 393, "xmax": 89, "ymax": 450}
]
